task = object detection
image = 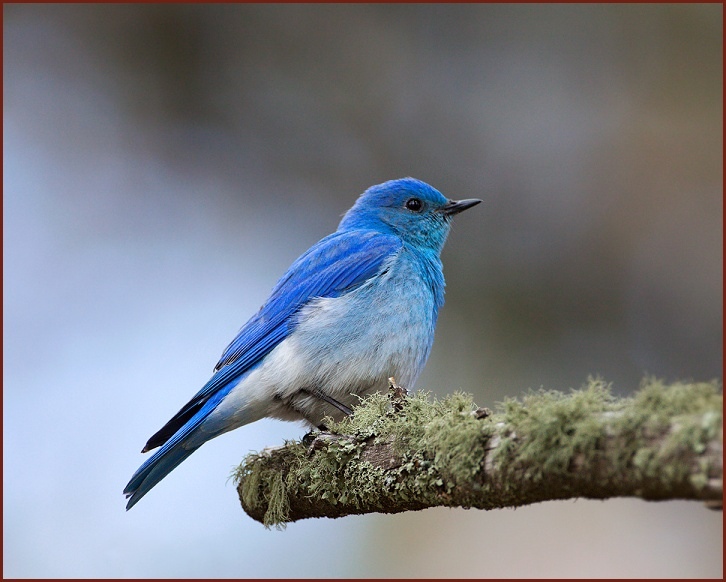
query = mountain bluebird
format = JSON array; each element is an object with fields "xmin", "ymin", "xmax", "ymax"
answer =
[{"xmin": 124, "ymin": 177, "xmax": 480, "ymax": 509}]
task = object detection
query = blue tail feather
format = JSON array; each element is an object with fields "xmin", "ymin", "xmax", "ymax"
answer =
[
  {"xmin": 124, "ymin": 440, "xmax": 200, "ymax": 510},
  {"xmin": 124, "ymin": 378, "xmax": 246, "ymax": 510}
]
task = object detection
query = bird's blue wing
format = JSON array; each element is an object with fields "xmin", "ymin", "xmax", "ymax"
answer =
[
  {"xmin": 214, "ymin": 229, "xmax": 401, "ymax": 370},
  {"xmin": 142, "ymin": 229, "xmax": 402, "ymax": 451}
]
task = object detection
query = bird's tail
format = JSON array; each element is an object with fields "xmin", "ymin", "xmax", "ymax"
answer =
[
  {"xmin": 123, "ymin": 435, "xmax": 202, "ymax": 510},
  {"xmin": 124, "ymin": 374, "xmax": 260, "ymax": 510}
]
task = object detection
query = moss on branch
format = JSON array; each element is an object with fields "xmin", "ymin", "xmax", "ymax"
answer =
[{"xmin": 233, "ymin": 378, "xmax": 723, "ymax": 528}]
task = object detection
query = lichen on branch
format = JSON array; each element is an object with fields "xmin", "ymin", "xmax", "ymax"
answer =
[{"xmin": 233, "ymin": 377, "xmax": 722, "ymax": 528}]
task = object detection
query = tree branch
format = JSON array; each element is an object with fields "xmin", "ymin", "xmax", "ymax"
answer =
[{"xmin": 234, "ymin": 378, "xmax": 722, "ymax": 528}]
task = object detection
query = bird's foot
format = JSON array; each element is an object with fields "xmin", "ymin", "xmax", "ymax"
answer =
[
  {"xmin": 301, "ymin": 430, "xmax": 319, "ymax": 447},
  {"xmin": 472, "ymin": 407, "xmax": 491, "ymax": 420},
  {"xmin": 388, "ymin": 376, "xmax": 409, "ymax": 412},
  {"xmin": 301, "ymin": 423, "xmax": 335, "ymax": 446},
  {"xmin": 305, "ymin": 431, "xmax": 357, "ymax": 456}
]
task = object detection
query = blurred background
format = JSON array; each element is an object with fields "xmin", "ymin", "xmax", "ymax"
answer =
[{"xmin": 3, "ymin": 4, "xmax": 722, "ymax": 577}]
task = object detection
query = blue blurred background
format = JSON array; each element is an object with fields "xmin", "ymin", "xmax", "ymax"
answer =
[{"xmin": 4, "ymin": 4, "xmax": 722, "ymax": 577}]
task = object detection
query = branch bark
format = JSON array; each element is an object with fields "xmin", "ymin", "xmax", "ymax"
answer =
[{"xmin": 234, "ymin": 378, "xmax": 722, "ymax": 528}]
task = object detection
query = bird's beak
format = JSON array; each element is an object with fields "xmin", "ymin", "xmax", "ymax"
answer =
[{"xmin": 441, "ymin": 198, "xmax": 482, "ymax": 216}]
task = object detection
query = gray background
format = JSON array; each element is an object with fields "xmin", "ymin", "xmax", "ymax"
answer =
[{"xmin": 4, "ymin": 4, "xmax": 722, "ymax": 577}]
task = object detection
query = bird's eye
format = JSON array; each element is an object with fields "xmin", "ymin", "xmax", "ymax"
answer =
[{"xmin": 405, "ymin": 198, "xmax": 423, "ymax": 212}]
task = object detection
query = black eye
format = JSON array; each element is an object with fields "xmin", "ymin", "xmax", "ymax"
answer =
[{"xmin": 405, "ymin": 198, "xmax": 423, "ymax": 212}]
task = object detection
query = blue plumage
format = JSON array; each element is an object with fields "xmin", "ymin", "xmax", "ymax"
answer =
[{"xmin": 124, "ymin": 177, "xmax": 480, "ymax": 510}]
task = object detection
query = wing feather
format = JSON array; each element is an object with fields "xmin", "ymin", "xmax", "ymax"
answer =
[{"xmin": 142, "ymin": 230, "xmax": 402, "ymax": 451}]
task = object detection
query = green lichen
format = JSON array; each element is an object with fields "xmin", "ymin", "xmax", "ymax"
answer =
[
  {"xmin": 621, "ymin": 378, "xmax": 723, "ymax": 494},
  {"xmin": 327, "ymin": 390, "xmax": 493, "ymax": 508},
  {"xmin": 493, "ymin": 378, "xmax": 618, "ymax": 479},
  {"xmin": 235, "ymin": 378, "xmax": 722, "ymax": 527}
]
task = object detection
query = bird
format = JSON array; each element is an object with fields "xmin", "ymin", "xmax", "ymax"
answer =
[{"xmin": 123, "ymin": 177, "xmax": 480, "ymax": 510}]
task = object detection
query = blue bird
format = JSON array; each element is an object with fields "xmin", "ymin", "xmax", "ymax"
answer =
[{"xmin": 124, "ymin": 177, "xmax": 480, "ymax": 509}]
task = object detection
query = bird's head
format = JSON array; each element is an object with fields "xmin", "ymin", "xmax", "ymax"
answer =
[{"xmin": 338, "ymin": 178, "xmax": 481, "ymax": 253}]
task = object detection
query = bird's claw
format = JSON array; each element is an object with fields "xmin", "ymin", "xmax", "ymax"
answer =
[
  {"xmin": 305, "ymin": 431, "xmax": 357, "ymax": 456},
  {"xmin": 388, "ymin": 376, "xmax": 409, "ymax": 412}
]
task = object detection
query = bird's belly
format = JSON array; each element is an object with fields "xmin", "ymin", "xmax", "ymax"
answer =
[{"xmin": 248, "ymin": 275, "xmax": 437, "ymax": 425}]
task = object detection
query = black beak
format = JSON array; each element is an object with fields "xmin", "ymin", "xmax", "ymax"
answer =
[{"xmin": 441, "ymin": 198, "xmax": 482, "ymax": 216}]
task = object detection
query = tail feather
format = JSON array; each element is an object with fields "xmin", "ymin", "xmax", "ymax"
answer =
[
  {"xmin": 124, "ymin": 441, "xmax": 200, "ymax": 510},
  {"xmin": 124, "ymin": 398, "xmax": 219, "ymax": 510},
  {"xmin": 124, "ymin": 374, "xmax": 253, "ymax": 510}
]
